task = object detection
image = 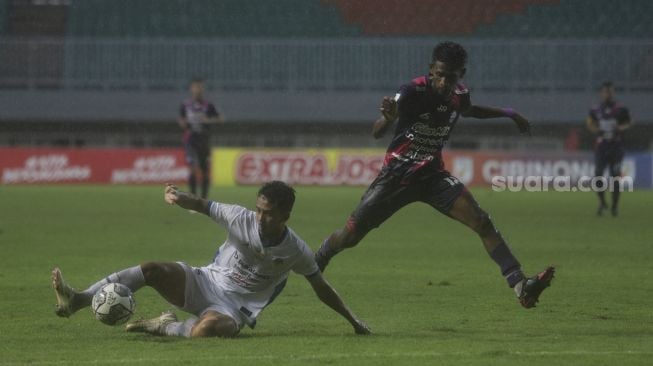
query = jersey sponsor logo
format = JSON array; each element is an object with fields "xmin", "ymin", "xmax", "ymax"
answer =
[
  {"xmin": 2, "ymin": 154, "xmax": 90, "ymax": 183},
  {"xmin": 437, "ymin": 105, "xmax": 448, "ymax": 112}
]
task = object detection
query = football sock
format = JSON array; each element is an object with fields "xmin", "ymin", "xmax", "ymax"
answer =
[
  {"xmin": 611, "ymin": 180, "xmax": 620, "ymax": 210},
  {"xmin": 489, "ymin": 242, "xmax": 524, "ymax": 288},
  {"xmin": 597, "ymin": 191, "xmax": 607, "ymax": 206},
  {"xmin": 189, "ymin": 173, "xmax": 197, "ymax": 195},
  {"xmin": 79, "ymin": 266, "xmax": 146, "ymax": 305},
  {"xmin": 165, "ymin": 318, "xmax": 198, "ymax": 338}
]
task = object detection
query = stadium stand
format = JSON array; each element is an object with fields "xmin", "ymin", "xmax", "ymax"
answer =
[
  {"xmin": 66, "ymin": 0, "xmax": 360, "ymax": 37},
  {"xmin": 0, "ymin": 0, "xmax": 6, "ymax": 34},
  {"xmin": 326, "ymin": 0, "xmax": 652, "ymax": 38},
  {"xmin": 475, "ymin": 0, "xmax": 653, "ymax": 38},
  {"xmin": 63, "ymin": 0, "xmax": 653, "ymax": 39},
  {"xmin": 5, "ymin": 0, "xmax": 68, "ymax": 35},
  {"xmin": 324, "ymin": 0, "xmax": 559, "ymax": 36}
]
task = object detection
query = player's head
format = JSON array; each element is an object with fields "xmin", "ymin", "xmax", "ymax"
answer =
[
  {"xmin": 256, "ymin": 181, "xmax": 296, "ymax": 237},
  {"xmin": 429, "ymin": 41, "xmax": 467, "ymax": 97},
  {"xmin": 600, "ymin": 81, "xmax": 615, "ymax": 103},
  {"xmin": 188, "ymin": 78, "xmax": 205, "ymax": 99}
]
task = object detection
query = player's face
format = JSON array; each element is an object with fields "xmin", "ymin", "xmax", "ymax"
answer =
[
  {"xmin": 429, "ymin": 61, "xmax": 465, "ymax": 97},
  {"xmin": 189, "ymin": 82, "xmax": 204, "ymax": 99},
  {"xmin": 600, "ymin": 86, "xmax": 614, "ymax": 103},
  {"xmin": 256, "ymin": 195, "xmax": 289, "ymax": 239}
]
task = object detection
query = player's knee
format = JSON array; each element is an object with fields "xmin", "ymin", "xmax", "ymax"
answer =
[
  {"xmin": 191, "ymin": 316, "xmax": 239, "ymax": 338},
  {"xmin": 472, "ymin": 211, "xmax": 494, "ymax": 235},
  {"xmin": 140, "ymin": 262, "xmax": 167, "ymax": 286},
  {"xmin": 339, "ymin": 226, "xmax": 364, "ymax": 249}
]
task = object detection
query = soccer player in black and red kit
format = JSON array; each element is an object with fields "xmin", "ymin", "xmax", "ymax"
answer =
[
  {"xmin": 586, "ymin": 81, "xmax": 632, "ymax": 217},
  {"xmin": 179, "ymin": 78, "xmax": 224, "ymax": 199},
  {"xmin": 316, "ymin": 42, "xmax": 554, "ymax": 309}
]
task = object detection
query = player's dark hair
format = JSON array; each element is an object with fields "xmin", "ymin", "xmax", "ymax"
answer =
[
  {"xmin": 258, "ymin": 181, "xmax": 296, "ymax": 214},
  {"xmin": 601, "ymin": 81, "xmax": 613, "ymax": 89},
  {"xmin": 432, "ymin": 41, "xmax": 468, "ymax": 70}
]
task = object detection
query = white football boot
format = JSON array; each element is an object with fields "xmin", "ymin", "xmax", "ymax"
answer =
[
  {"xmin": 125, "ymin": 311, "xmax": 178, "ymax": 335},
  {"xmin": 51, "ymin": 267, "xmax": 78, "ymax": 318}
]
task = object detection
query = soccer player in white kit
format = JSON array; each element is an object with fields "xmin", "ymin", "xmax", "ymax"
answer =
[{"xmin": 51, "ymin": 181, "xmax": 371, "ymax": 337}]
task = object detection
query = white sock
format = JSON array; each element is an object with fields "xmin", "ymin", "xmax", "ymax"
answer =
[
  {"xmin": 80, "ymin": 265, "xmax": 146, "ymax": 303},
  {"xmin": 165, "ymin": 318, "xmax": 198, "ymax": 338},
  {"xmin": 513, "ymin": 279, "xmax": 525, "ymax": 297}
]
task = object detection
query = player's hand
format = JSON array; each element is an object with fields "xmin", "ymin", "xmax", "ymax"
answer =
[
  {"xmin": 164, "ymin": 183, "xmax": 179, "ymax": 205},
  {"xmin": 512, "ymin": 114, "xmax": 531, "ymax": 136},
  {"xmin": 353, "ymin": 319, "xmax": 372, "ymax": 335},
  {"xmin": 380, "ymin": 96, "xmax": 398, "ymax": 122}
]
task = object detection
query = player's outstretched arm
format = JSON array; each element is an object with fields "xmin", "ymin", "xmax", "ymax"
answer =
[
  {"xmin": 462, "ymin": 105, "xmax": 531, "ymax": 135},
  {"xmin": 372, "ymin": 96, "xmax": 399, "ymax": 139},
  {"xmin": 164, "ymin": 183, "xmax": 210, "ymax": 215},
  {"xmin": 305, "ymin": 272, "xmax": 371, "ymax": 335}
]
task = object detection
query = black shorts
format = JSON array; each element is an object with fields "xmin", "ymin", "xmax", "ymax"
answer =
[
  {"xmin": 595, "ymin": 142, "xmax": 624, "ymax": 177},
  {"xmin": 185, "ymin": 133, "xmax": 210, "ymax": 171},
  {"xmin": 347, "ymin": 168, "xmax": 465, "ymax": 235}
]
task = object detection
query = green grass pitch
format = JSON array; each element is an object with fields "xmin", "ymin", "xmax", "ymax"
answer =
[{"xmin": 1, "ymin": 185, "xmax": 652, "ymax": 365}]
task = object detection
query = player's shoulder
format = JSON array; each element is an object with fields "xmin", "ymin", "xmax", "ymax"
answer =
[
  {"xmin": 396, "ymin": 75, "xmax": 428, "ymax": 101},
  {"xmin": 283, "ymin": 227, "xmax": 311, "ymax": 252},
  {"xmin": 613, "ymin": 102, "xmax": 629, "ymax": 112},
  {"xmin": 403, "ymin": 75, "xmax": 428, "ymax": 92},
  {"xmin": 453, "ymin": 82, "xmax": 470, "ymax": 96}
]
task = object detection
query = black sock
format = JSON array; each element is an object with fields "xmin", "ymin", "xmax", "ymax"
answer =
[
  {"xmin": 489, "ymin": 242, "xmax": 524, "ymax": 287},
  {"xmin": 612, "ymin": 180, "xmax": 620, "ymax": 209},
  {"xmin": 201, "ymin": 173, "xmax": 209, "ymax": 199},
  {"xmin": 597, "ymin": 191, "xmax": 607, "ymax": 206},
  {"xmin": 189, "ymin": 173, "xmax": 197, "ymax": 195}
]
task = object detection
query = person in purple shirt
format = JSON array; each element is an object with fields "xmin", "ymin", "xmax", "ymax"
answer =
[
  {"xmin": 316, "ymin": 41, "xmax": 554, "ymax": 309},
  {"xmin": 586, "ymin": 81, "xmax": 632, "ymax": 217},
  {"xmin": 179, "ymin": 78, "xmax": 224, "ymax": 199}
]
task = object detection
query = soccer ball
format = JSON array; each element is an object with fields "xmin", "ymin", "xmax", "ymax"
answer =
[{"xmin": 91, "ymin": 283, "xmax": 136, "ymax": 326}]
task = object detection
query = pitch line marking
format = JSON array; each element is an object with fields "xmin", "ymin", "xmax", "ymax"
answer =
[{"xmin": 2, "ymin": 350, "xmax": 652, "ymax": 365}]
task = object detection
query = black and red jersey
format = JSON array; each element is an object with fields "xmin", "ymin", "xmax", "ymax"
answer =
[
  {"xmin": 588, "ymin": 101, "xmax": 630, "ymax": 148},
  {"xmin": 179, "ymin": 98, "xmax": 219, "ymax": 135},
  {"xmin": 384, "ymin": 75, "xmax": 471, "ymax": 179}
]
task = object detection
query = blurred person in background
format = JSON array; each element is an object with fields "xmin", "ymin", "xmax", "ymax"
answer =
[
  {"xmin": 178, "ymin": 78, "xmax": 224, "ymax": 200},
  {"xmin": 586, "ymin": 81, "xmax": 632, "ymax": 217}
]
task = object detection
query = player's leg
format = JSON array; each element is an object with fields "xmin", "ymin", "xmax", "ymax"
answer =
[
  {"xmin": 51, "ymin": 262, "xmax": 186, "ymax": 317},
  {"xmin": 315, "ymin": 171, "xmax": 415, "ymax": 271},
  {"xmin": 608, "ymin": 150, "xmax": 624, "ymax": 217},
  {"xmin": 198, "ymin": 141, "xmax": 211, "ymax": 199},
  {"xmin": 186, "ymin": 136, "xmax": 200, "ymax": 196},
  {"xmin": 189, "ymin": 311, "xmax": 239, "ymax": 338},
  {"xmin": 445, "ymin": 189, "xmax": 525, "ymax": 287},
  {"xmin": 433, "ymin": 179, "xmax": 554, "ymax": 308},
  {"xmin": 594, "ymin": 150, "xmax": 609, "ymax": 215},
  {"xmin": 126, "ymin": 310, "xmax": 239, "ymax": 338}
]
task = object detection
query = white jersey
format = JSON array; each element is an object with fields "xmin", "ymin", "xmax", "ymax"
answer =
[{"xmin": 196, "ymin": 201, "xmax": 318, "ymax": 326}]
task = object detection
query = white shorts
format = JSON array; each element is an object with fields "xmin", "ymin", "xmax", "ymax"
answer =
[{"xmin": 177, "ymin": 262, "xmax": 249, "ymax": 329}]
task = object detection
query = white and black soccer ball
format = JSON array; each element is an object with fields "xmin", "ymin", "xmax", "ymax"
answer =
[{"xmin": 91, "ymin": 283, "xmax": 135, "ymax": 326}]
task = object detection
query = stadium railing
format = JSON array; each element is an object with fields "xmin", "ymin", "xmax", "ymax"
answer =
[{"xmin": 0, "ymin": 37, "xmax": 652, "ymax": 92}]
